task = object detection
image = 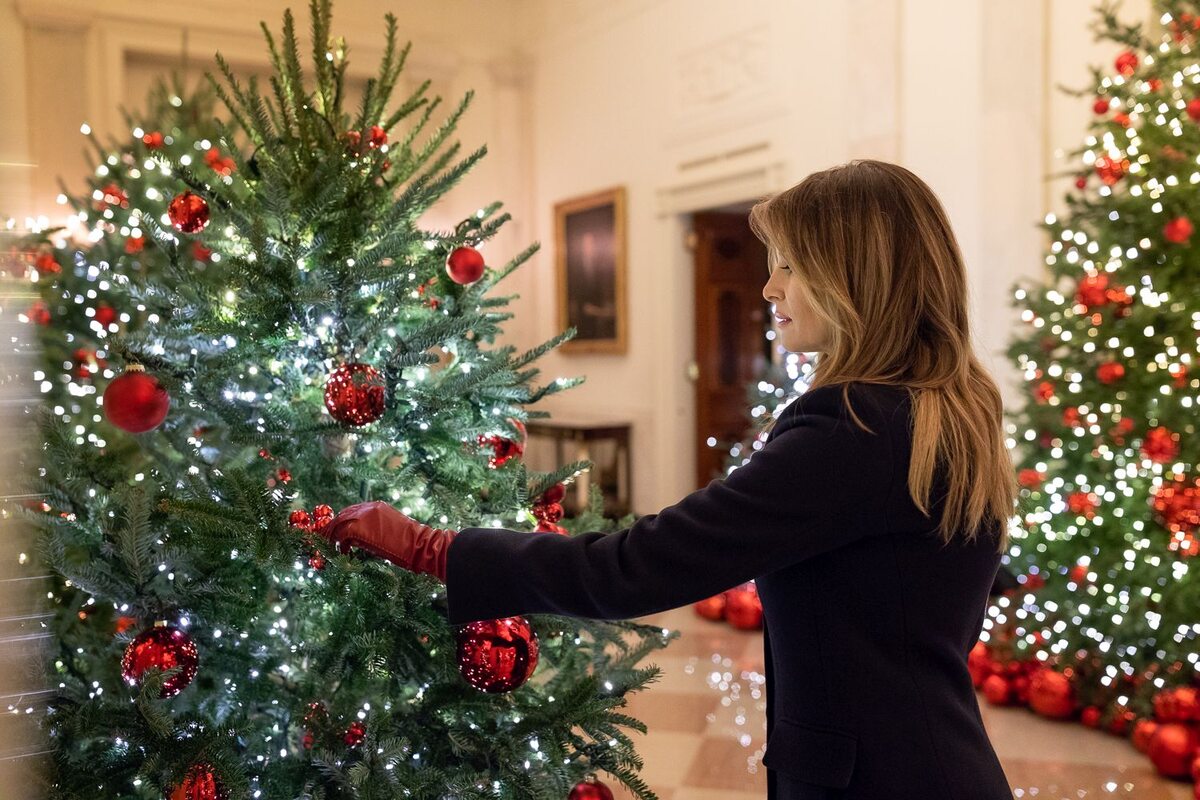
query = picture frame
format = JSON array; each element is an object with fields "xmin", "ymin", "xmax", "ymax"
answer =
[{"xmin": 554, "ymin": 186, "xmax": 627, "ymax": 354}]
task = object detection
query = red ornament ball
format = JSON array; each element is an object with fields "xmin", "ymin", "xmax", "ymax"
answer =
[
  {"xmin": 104, "ymin": 365, "xmax": 170, "ymax": 433},
  {"xmin": 1093, "ymin": 155, "xmax": 1129, "ymax": 185},
  {"xmin": 1164, "ymin": 216, "xmax": 1194, "ymax": 243},
  {"xmin": 168, "ymin": 191, "xmax": 211, "ymax": 234},
  {"xmin": 170, "ymin": 762, "xmax": 228, "ymax": 800},
  {"xmin": 1115, "ymin": 50, "xmax": 1139, "ymax": 76},
  {"xmin": 94, "ymin": 303, "xmax": 118, "ymax": 328},
  {"xmin": 541, "ymin": 482, "xmax": 566, "ymax": 505},
  {"xmin": 1188, "ymin": 98, "xmax": 1200, "ymax": 122},
  {"xmin": 1154, "ymin": 686, "xmax": 1200, "ymax": 722},
  {"xmin": 324, "ymin": 362, "xmax": 386, "ymax": 425},
  {"xmin": 693, "ymin": 593, "xmax": 726, "ymax": 621},
  {"xmin": 446, "ymin": 245, "xmax": 485, "ymax": 284},
  {"xmin": 455, "ymin": 616, "xmax": 539, "ymax": 693},
  {"xmin": 1075, "ymin": 272, "xmax": 1109, "ymax": 308},
  {"xmin": 1066, "ymin": 491, "xmax": 1098, "ymax": 519},
  {"xmin": 1147, "ymin": 722, "xmax": 1200, "ymax": 777},
  {"xmin": 724, "ymin": 583, "xmax": 763, "ymax": 630},
  {"xmin": 1093, "ymin": 97, "xmax": 1110, "ymax": 114},
  {"xmin": 121, "ymin": 624, "xmax": 199, "ymax": 698},
  {"xmin": 1153, "ymin": 478, "xmax": 1200, "ymax": 535},
  {"xmin": 142, "ymin": 131, "xmax": 164, "ymax": 149},
  {"xmin": 1133, "ymin": 718, "xmax": 1160, "ymax": 752},
  {"xmin": 534, "ymin": 501, "xmax": 564, "ymax": 524},
  {"xmin": 1080, "ymin": 706, "xmax": 1102, "ymax": 727},
  {"xmin": 568, "ymin": 777, "xmax": 615, "ymax": 800},
  {"xmin": 1141, "ymin": 426, "xmax": 1180, "ymax": 464},
  {"xmin": 967, "ymin": 642, "xmax": 994, "ymax": 688},
  {"xmin": 982, "ymin": 674, "xmax": 1012, "ymax": 706},
  {"xmin": 1074, "ymin": 175, "xmax": 1088, "ymax": 189},
  {"xmin": 343, "ymin": 720, "xmax": 366, "ymax": 746},
  {"xmin": 1017, "ymin": 468, "xmax": 1044, "ymax": 489},
  {"xmin": 1029, "ymin": 668, "xmax": 1075, "ymax": 719},
  {"xmin": 1096, "ymin": 361, "xmax": 1125, "ymax": 384}
]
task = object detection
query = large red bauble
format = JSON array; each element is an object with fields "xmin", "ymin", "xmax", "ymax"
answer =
[
  {"xmin": 103, "ymin": 365, "xmax": 170, "ymax": 433},
  {"xmin": 455, "ymin": 616, "xmax": 539, "ymax": 693},
  {"xmin": 1080, "ymin": 706, "xmax": 1102, "ymax": 727},
  {"xmin": 1147, "ymin": 722, "xmax": 1200, "ymax": 777},
  {"xmin": 1155, "ymin": 686, "xmax": 1200, "ymax": 723},
  {"xmin": 168, "ymin": 191, "xmax": 211, "ymax": 234},
  {"xmin": 1163, "ymin": 216, "xmax": 1194, "ymax": 244},
  {"xmin": 1029, "ymin": 668, "xmax": 1075, "ymax": 719},
  {"xmin": 1132, "ymin": 719, "xmax": 1159, "ymax": 752},
  {"xmin": 324, "ymin": 362, "xmax": 386, "ymax": 425},
  {"xmin": 967, "ymin": 642, "xmax": 994, "ymax": 688},
  {"xmin": 982, "ymin": 674, "xmax": 1012, "ymax": 706},
  {"xmin": 568, "ymin": 777, "xmax": 615, "ymax": 800},
  {"xmin": 170, "ymin": 763, "xmax": 228, "ymax": 800},
  {"xmin": 724, "ymin": 583, "xmax": 763, "ymax": 630},
  {"xmin": 121, "ymin": 624, "xmax": 199, "ymax": 698},
  {"xmin": 1115, "ymin": 50, "xmax": 1139, "ymax": 76},
  {"xmin": 693, "ymin": 593, "xmax": 726, "ymax": 621},
  {"xmin": 446, "ymin": 245, "xmax": 485, "ymax": 284}
]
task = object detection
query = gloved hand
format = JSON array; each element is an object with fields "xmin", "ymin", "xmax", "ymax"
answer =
[{"xmin": 321, "ymin": 500, "xmax": 457, "ymax": 582}]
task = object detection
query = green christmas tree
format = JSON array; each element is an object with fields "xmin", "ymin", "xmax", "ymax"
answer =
[
  {"xmin": 987, "ymin": 0, "xmax": 1199, "ymax": 763},
  {"xmin": 22, "ymin": 3, "xmax": 675, "ymax": 798}
]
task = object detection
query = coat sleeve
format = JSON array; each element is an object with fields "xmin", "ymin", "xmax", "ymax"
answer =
[{"xmin": 444, "ymin": 385, "xmax": 896, "ymax": 624}]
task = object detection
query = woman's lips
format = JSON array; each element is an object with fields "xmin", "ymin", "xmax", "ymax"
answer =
[{"xmin": 774, "ymin": 313, "xmax": 792, "ymax": 326}]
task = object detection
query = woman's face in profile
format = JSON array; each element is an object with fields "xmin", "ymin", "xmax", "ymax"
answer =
[{"xmin": 761, "ymin": 259, "xmax": 830, "ymax": 354}]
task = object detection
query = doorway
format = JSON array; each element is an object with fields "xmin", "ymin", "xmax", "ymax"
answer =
[{"xmin": 691, "ymin": 209, "xmax": 773, "ymax": 488}]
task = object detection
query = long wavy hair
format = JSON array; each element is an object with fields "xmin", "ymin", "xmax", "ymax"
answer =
[{"xmin": 749, "ymin": 159, "xmax": 1015, "ymax": 552}]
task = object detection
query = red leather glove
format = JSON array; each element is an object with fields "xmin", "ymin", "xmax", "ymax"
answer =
[{"xmin": 321, "ymin": 500, "xmax": 458, "ymax": 582}]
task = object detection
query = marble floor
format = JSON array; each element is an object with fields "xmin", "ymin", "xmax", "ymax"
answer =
[{"xmin": 604, "ymin": 605, "xmax": 1193, "ymax": 800}]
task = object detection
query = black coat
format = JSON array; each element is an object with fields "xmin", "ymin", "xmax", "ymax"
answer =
[{"xmin": 445, "ymin": 382, "xmax": 1012, "ymax": 799}]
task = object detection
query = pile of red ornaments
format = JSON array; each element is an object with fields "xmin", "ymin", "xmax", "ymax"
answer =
[{"xmin": 693, "ymin": 581, "xmax": 763, "ymax": 630}]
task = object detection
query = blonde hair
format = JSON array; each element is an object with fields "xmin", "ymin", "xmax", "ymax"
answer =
[{"xmin": 749, "ymin": 159, "xmax": 1015, "ymax": 553}]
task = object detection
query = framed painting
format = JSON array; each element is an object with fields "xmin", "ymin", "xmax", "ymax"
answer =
[{"xmin": 554, "ymin": 186, "xmax": 627, "ymax": 354}]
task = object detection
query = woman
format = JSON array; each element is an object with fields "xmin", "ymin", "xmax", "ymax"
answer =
[{"xmin": 322, "ymin": 159, "xmax": 1019, "ymax": 800}]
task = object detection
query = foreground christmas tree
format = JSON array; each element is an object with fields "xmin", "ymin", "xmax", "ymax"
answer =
[
  {"xmin": 24, "ymin": 3, "xmax": 674, "ymax": 798},
  {"xmin": 979, "ymin": 0, "xmax": 1200, "ymax": 783}
]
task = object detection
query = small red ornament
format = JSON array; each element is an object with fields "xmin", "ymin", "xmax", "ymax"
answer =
[
  {"xmin": 1108, "ymin": 705, "xmax": 1136, "ymax": 736},
  {"xmin": 35, "ymin": 252, "xmax": 61, "ymax": 274},
  {"xmin": 1152, "ymin": 477, "xmax": 1200, "ymax": 538},
  {"xmin": 114, "ymin": 615, "xmax": 137, "ymax": 634},
  {"xmin": 968, "ymin": 642, "xmax": 994, "ymax": 688},
  {"xmin": 1075, "ymin": 273, "xmax": 1109, "ymax": 308},
  {"xmin": 1069, "ymin": 563, "xmax": 1090, "ymax": 584},
  {"xmin": 1096, "ymin": 361, "xmax": 1125, "ymax": 384},
  {"xmin": 141, "ymin": 131, "xmax": 164, "ymax": 149},
  {"xmin": 324, "ymin": 362, "xmax": 386, "ymax": 425},
  {"xmin": 982, "ymin": 674, "xmax": 1012, "ymax": 705},
  {"xmin": 1164, "ymin": 216, "xmax": 1194, "ymax": 244},
  {"xmin": 533, "ymin": 502, "xmax": 564, "ymax": 524},
  {"xmin": 1028, "ymin": 668, "xmax": 1075, "ymax": 719},
  {"xmin": 1093, "ymin": 97, "xmax": 1110, "ymax": 114},
  {"xmin": 1188, "ymin": 98, "xmax": 1200, "ymax": 122},
  {"xmin": 27, "ymin": 301, "xmax": 51, "ymax": 325},
  {"xmin": 168, "ymin": 191, "xmax": 211, "ymax": 234},
  {"xmin": 723, "ymin": 583, "xmax": 763, "ymax": 630},
  {"xmin": 1133, "ymin": 719, "xmax": 1160, "ymax": 752},
  {"xmin": 1169, "ymin": 363, "xmax": 1189, "ymax": 388},
  {"xmin": 534, "ymin": 520, "xmax": 568, "ymax": 534},
  {"xmin": 204, "ymin": 148, "xmax": 235, "ymax": 176},
  {"xmin": 308, "ymin": 551, "xmax": 326, "ymax": 570},
  {"xmin": 1113, "ymin": 112, "xmax": 1131, "ymax": 127},
  {"xmin": 693, "ymin": 593, "xmax": 726, "ymax": 621},
  {"xmin": 455, "ymin": 616, "xmax": 539, "ymax": 693},
  {"xmin": 1115, "ymin": 50, "xmax": 1139, "ymax": 76},
  {"xmin": 1062, "ymin": 406, "xmax": 1082, "ymax": 428},
  {"xmin": 1093, "ymin": 155, "xmax": 1129, "ymax": 185},
  {"xmin": 98, "ymin": 183, "xmax": 129, "ymax": 210},
  {"xmin": 568, "ymin": 776, "xmax": 615, "ymax": 800},
  {"xmin": 343, "ymin": 720, "xmax": 366, "ymax": 746},
  {"xmin": 1141, "ymin": 426, "xmax": 1180, "ymax": 464},
  {"xmin": 170, "ymin": 762, "xmax": 228, "ymax": 800},
  {"xmin": 103, "ymin": 364, "xmax": 170, "ymax": 433},
  {"xmin": 124, "ymin": 235, "xmax": 145, "ymax": 254},
  {"xmin": 94, "ymin": 303, "xmax": 118, "ymax": 328},
  {"xmin": 121, "ymin": 623, "xmax": 199, "ymax": 698},
  {"xmin": 1080, "ymin": 706, "xmax": 1102, "ymax": 727},
  {"xmin": 289, "ymin": 509, "xmax": 313, "ymax": 530},
  {"xmin": 1074, "ymin": 175, "xmax": 1087, "ymax": 189},
  {"xmin": 1147, "ymin": 722, "xmax": 1200, "ymax": 777},
  {"xmin": 1148, "ymin": 77, "xmax": 1163, "ymax": 92},
  {"xmin": 313, "ymin": 504, "xmax": 335, "ymax": 526},
  {"xmin": 1033, "ymin": 381, "xmax": 1054, "ymax": 402},
  {"xmin": 1017, "ymin": 468, "xmax": 1044, "ymax": 489},
  {"xmin": 1066, "ymin": 491, "xmax": 1098, "ymax": 519},
  {"xmin": 446, "ymin": 245, "xmax": 485, "ymax": 285},
  {"xmin": 192, "ymin": 241, "xmax": 213, "ymax": 262},
  {"xmin": 540, "ymin": 483, "xmax": 566, "ymax": 505},
  {"xmin": 367, "ymin": 125, "xmax": 387, "ymax": 149},
  {"xmin": 477, "ymin": 433, "xmax": 523, "ymax": 468}
]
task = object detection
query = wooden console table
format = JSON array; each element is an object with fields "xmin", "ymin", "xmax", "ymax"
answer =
[{"xmin": 524, "ymin": 417, "xmax": 632, "ymax": 517}]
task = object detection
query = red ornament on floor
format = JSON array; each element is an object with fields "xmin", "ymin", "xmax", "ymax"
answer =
[
  {"xmin": 723, "ymin": 583, "xmax": 763, "ymax": 630},
  {"xmin": 446, "ymin": 245, "xmax": 485, "ymax": 284},
  {"xmin": 568, "ymin": 776, "xmax": 614, "ymax": 800},
  {"xmin": 170, "ymin": 763, "xmax": 228, "ymax": 800},
  {"xmin": 324, "ymin": 362, "xmax": 386, "ymax": 425},
  {"xmin": 1028, "ymin": 668, "xmax": 1075, "ymax": 719},
  {"xmin": 168, "ymin": 191, "xmax": 211, "ymax": 233},
  {"xmin": 104, "ymin": 364, "xmax": 170, "ymax": 433},
  {"xmin": 121, "ymin": 623, "xmax": 199, "ymax": 698},
  {"xmin": 1147, "ymin": 722, "xmax": 1200, "ymax": 777},
  {"xmin": 982, "ymin": 674, "xmax": 1012, "ymax": 706},
  {"xmin": 455, "ymin": 616, "xmax": 539, "ymax": 693},
  {"xmin": 693, "ymin": 593, "xmax": 726, "ymax": 621}
]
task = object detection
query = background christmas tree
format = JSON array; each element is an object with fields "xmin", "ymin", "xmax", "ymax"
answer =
[
  {"xmin": 16, "ymin": 2, "xmax": 676, "ymax": 798},
  {"xmin": 978, "ymin": 0, "xmax": 1200, "ymax": 782}
]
